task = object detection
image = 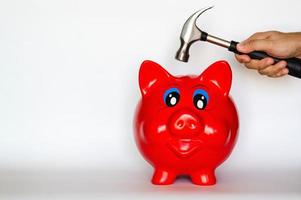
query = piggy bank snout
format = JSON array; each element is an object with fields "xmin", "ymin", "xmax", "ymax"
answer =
[{"xmin": 169, "ymin": 111, "xmax": 202, "ymax": 136}]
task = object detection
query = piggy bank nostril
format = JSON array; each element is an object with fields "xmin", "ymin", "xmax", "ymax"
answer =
[
  {"xmin": 176, "ymin": 120, "xmax": 184, "ymax": 129},
  {"xmin": 189, "ymin": 122, "xmax": 197, "ymax": 130},
  {"xmin": 172, "ymin": 113, "xmax": 201, "ymax": 132}
]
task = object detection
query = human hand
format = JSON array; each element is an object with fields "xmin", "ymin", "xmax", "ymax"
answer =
[{"xmin": 235, "ymin": 31, "xmax": 301, "ymax": 78}]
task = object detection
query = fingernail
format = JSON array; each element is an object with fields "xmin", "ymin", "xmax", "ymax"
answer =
[
  {"xmin": 266, "ymin": 58, "xmax": 274, "ymax": 65},
  {"xmin": 282, "ymin": 68, "xmax": 289, "ymax": 74},
  {"xmin": 279, "ymin": 62, "xmax": 287, "ymax": 68}
]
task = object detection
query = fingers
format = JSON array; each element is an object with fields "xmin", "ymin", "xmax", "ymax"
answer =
[
  {"xmin": 235, "ymin": 55, "xmax": 273, "ymax": 69},
  {"xmin": 236, "ymin": 31, "xmax": 279, "ymax": 54},
  {"xmin": 245, "ymin": 57, "xmax": 274, "ymax": 70},
  {"xmin": 276, "ymin": 68, "xmax": 289, "ymax": 77},
  {"xmin": 235, "ymin": 54, "xmax": 251, "ymax": 63},
  {"xmin": 237, "ymin": 39, "xmax": 273, "ymax": 54},
  {"xmin": 235, "ymin": 54, "xmax": 288, "ymax": 78},
  {"xmin": 258, "ymin": 61, "xmax": 289, "ymax": 78}
]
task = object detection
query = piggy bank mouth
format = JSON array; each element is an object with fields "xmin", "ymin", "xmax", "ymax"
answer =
[{"xmin": 167, "ymin": 138, "xmax": 202, "ymax": 158}]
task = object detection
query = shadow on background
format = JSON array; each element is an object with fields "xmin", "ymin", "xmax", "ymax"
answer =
[{"xmin": 0, "ymin": 168, "xmax": 300, "ymax": 197}]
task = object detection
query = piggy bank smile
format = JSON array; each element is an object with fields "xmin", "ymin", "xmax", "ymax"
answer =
[
  {"xmin": 167, "ymin": 138, "xmax": 202, "ymax": 158},
  {"xmin": 134, "ymin": 60, "xmax": 239, "ymax": 186}
]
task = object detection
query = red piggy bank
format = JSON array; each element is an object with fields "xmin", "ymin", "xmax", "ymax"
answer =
[{"xmin": 134, "ymin": 60, "xmax": 239, "ymax": 185}]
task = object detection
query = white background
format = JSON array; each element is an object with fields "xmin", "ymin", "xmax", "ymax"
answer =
[{"xmin": 0, "ymin": 0, "xmax": 300, "ymax": 199}]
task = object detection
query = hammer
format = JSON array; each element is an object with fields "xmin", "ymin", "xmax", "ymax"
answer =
[{"xmin": 175, "ymin": 7, "xmax": 301, "ymax": 79}]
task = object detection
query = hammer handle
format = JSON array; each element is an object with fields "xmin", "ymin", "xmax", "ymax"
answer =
[{"xmin": 229, "ymin": 41, "xmax": 301, "ymax": 78}]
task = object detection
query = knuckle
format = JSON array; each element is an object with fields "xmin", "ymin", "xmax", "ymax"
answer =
[
  {"xmin": 245, "ymin": 64, "xmax": 253, "ymax": 69},
  {"xmin": 251, "ymin": 32, "xmax": 262, "ymax": 38},
  {"xmin": 268, "ymin": 74, "xmax": 277, "ymax": 78},
  {"xmin": 267, "ymin": 31, "xmax": 280, "ymax": 39},
  {"xmin": 270, "ymin": 30, "xmax": 280, "ymax": 35},
  {"xmin": 275, "ymin": 74, "xmax": 282, "ymax": 78},
  {"xmin": 258, "ymin": 70, "xmax": 265, "ymax": 75},
  {"xmin": 247, "ymin": 40, "xmax": 257, "ymax": 49},
  {"xmin": 268, "ymin": 71, "xmax": 276, "ymax": 76},
  {"xmin": 258, "ymin": 61, "xmax": 267, "ymax": 69},
  {"xmin": 259, "ymin": 60, "xmax": 272, "ymax": 69}
]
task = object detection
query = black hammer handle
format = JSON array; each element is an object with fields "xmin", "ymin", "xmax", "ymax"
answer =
[{"xmin": 229, "ymin": 41, "xmax": 301, "ymax": 78}]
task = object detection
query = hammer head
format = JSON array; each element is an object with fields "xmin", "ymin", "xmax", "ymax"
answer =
[{"xmin": 175, "ymin": 6, "xmax": 213, "ymax": 62}]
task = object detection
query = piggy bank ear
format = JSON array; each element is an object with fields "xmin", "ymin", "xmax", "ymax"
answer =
[
  {"xmin": 199, "ymin": 60, "xmax": 232, "ymax": 96},
  {"xmin": 139, "ymin": 60, "xmax": 171, "ymax": 97}
]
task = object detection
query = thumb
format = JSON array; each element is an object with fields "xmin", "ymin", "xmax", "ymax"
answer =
[{"xmin": 237, "ymin": 39, "xmax": 272, "ymax": 54}]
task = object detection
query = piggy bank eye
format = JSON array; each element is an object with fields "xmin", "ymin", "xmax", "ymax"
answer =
[
  {"xmin": 164, "ymin": 88, "xmax": 180, "ymax": 107},
  {"xmin": 193, "ymin": 89, "xmax": 209, "ymax": 110}
]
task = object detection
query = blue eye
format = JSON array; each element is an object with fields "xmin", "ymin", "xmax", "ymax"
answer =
[
  {"xmin": 193, "ymin": 89, "xmax": 209, "ymax": 110},
  {"xmin": 163, "ymin": 88, "xmax": 180, "ymax": 107}
]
